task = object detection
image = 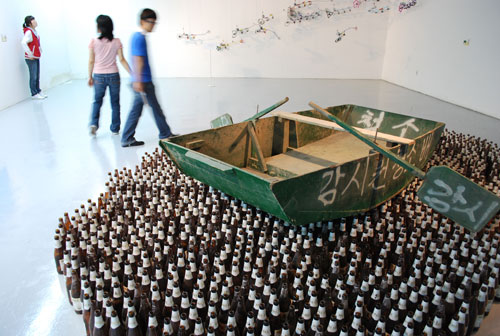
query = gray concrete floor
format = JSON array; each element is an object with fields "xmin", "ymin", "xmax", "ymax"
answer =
[{"xmin": 0, "ymin": 78, "xmax": 499, "ymax": 335}]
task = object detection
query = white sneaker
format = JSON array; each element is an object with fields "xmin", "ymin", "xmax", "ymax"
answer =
[
  {"xmin": 32, "ymin": 93, "xmax": 45, "ymax": 100},
  {"xmin": 89, "ymin": 125, "xmax": 97, "ymax": 136},
  {"xmin": 39, "ymin": 92, "xmax": 48, "ymax": 98}
]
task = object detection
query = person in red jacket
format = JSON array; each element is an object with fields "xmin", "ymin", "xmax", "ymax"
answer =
[{"xmin": 21, "ymin": 15, "xmax": 47, "ymax": 100}]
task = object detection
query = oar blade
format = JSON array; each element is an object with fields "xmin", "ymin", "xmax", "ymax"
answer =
[
  {"xmin": 210, "ymin": 113, "xmax": 234, "ymax": 128},
  {"xmin": 417, "ymin": 166, "xmax": 500, "ymax": 232},
  {"xmin": 210, "ymin": 97, "xmax": 289, "ymax": 129}
]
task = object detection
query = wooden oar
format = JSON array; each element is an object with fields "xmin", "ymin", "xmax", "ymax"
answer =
[
  {"xmin": 228, "ymin": 97, "xmax": 290, "ymax": 151},
  {"xmin": 271, "ymin": 111, "xmax": 414, "ymax": 145},
  {"xmin": 309, "ymin": 102, "xmax": 500, "ymax": 232},
  {"xmin": 211, "ymin": 97, "xmax": 289, "ymax": 128},
  {"xmin": 244, "ymin": 97, "xmax": 289, "ymax": 122}
]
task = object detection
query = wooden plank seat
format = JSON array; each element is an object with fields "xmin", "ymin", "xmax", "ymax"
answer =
[
  {"xmin": 265, "ymin": 132, "xmax": 377, "ymax": 177},
  {"xmin": 271, "ymin": 111, "xmax": 415, "ymax": 145}
]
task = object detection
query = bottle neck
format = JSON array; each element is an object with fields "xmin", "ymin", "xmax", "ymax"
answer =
[
  {"xmin": 148, "ymin": 316, "xmax": 158, "ymax": 328},
  {"xmin": 111, "ymin": 315, "xmax": 121, "ymax": 329},
  {"xmin": 93, "ymin": 314, "xmax": 105, "ymax": 328}
]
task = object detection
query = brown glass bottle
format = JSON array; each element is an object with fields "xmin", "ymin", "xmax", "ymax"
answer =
[
  {"xmin": 226, "ymin": 324, "xmax": 237, "ymax": 336},
  {"xmin": 127, "ymin": 310, "xmax": 144, "ymax": 336},
  {"xmin": 146, "ymin": 311, "xmax": 159, "ymax": 336},
  {"xmin": 473, "ymin": 285, "xmax": 488, "ymax": 331},
  {"xmin": 138, "ymin": 292, "xmax": 152, "ymax": 333},
  {"xmin": 186, "ymin": 301, "xmax": 198, "ymax": 334},
  {"xmin": 207, "ymin": 311, "xmax": 222, "ymax": 336},
  {"xmin": 191, "ymin": 317, "xmax": 204, "ymax": 336},
  {"xmin": 432, "ymin": 310, "xmax": 444, "ymax": 335},
  {"xmin": 485, "ymin": 272, "xmax": 497, "ymax": 316},
  {"xmin": 71, "ymin": 270, "xmax": 83, "ymax": 315},
  {"xmin": 93, "ymin": 309, "xmax": 108, "ymax": 336},
  {"xmin": 109, "ymin": 310, "xmax": 125, "ymax": 336},
  {"xmin": 465, "ymin": 295, "xmax": 478, "ymax": 336},
  {"xmin": 170, "ymin": 305, "xmax": 181, "ymax": 335},
  {"xmin": 241, "ymin": 310, "xmax": 255, "ymax": 335},
  {"xmin": 146, "ymin": 325, "xmax": 159, "ymax": 336},
  {"xmin": 218, "ymin": 294, "xmax": 231, "ymax": 332},
  {"xmin": 446, "ymin": 314, "xmax": 460, "ymax": 336},
  {"xmin": 82, "ymin": 294, "xmax": 92, "ymax": 336},
  {"xmin": 151, "ymin": 285, "xmax": 164, "ymax": 321},
  {"xmin": 366, "ymin": 303, "xmax": 382, "ymax": 333},
  {"xmin": 163, "ymin": 316, "xmax": 174, "ymax": 336},
  {"xmin": 269, "ymin": 299, "xmax": 282, "ymax": 335},
  {"xmin": 54, "ymin": 235, "xmax": 64, "ymax": 274},
  {"xmin": 385, "ymin": 306, "xmax": 399, "ymax": 334},
  {"xmin": 235, "ymin": 295, "xmax": 247, "ymax": 332},
  {"xmin": 294, "ymin": 316, "xmax": 306, "ymax": 336}
]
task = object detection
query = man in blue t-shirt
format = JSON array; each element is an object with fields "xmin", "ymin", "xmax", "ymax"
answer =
[{"xmin": 121, "ymin": 8, "xmax": 175, "ymax": 147}]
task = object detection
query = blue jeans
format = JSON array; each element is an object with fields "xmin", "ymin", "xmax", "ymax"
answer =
[
  {"xmin": 121, "ymin": 82, "xmax": 172, "ymax": 145},
  {"xmin": 25, "ymin": 59, "xmax": 41, "ymax": 96},
  {"xmin": 90, "ymin": 73, "xmax": 121, "ymax": 133}
]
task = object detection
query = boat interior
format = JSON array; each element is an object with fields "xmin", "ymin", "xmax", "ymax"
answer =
[
  {"xmin": 261, "ymin": 131, "xmax": 379, "ymax": 178},
  {"xmin": 168, "ymin": 105, "xmax": 426, "ymax": 181}
]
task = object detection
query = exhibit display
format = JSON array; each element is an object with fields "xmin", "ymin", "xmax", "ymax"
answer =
[
  {"xmin": 160, "ymin": 103, "xmax": 445, "ymax": 226},
  {"xmin": 54, "ymin": 126, "xmax": 500, "ymax": 335}
]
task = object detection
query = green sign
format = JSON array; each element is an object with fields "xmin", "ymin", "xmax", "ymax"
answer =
[{"xmin": 417, "ymin": 166, "xmax": 500, "ymax": 232}]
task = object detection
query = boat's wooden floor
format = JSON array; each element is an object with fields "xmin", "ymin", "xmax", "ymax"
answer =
[
  {"xmin": 265, "ymin": 132, "xmax": 375, "ymax": 176},
  {"xmin": 241, "ymin": 167, "xmax": 284, "ymax": 181}
]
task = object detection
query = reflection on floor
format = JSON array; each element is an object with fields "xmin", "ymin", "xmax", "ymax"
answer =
[{"xmin": 0, "ymin": 78, "xmax": 499, "ymax": 335}]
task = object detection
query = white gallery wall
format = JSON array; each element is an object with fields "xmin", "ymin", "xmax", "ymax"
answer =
[
  {"xmin": 0, "ymin": 0, "xmax": 499, "ymax": 119},
  {"xmin": 382, "ymin": 0, "xmax": 500, "ymax": 119},
  {"xmin": 64, "ymin": 0, "xmax": 390, "ymax": 79}
]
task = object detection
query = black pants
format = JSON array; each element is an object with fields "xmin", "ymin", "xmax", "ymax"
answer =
[{"xmin": 25, "ymin": 59, "xmax": 41, "ymax": 96}]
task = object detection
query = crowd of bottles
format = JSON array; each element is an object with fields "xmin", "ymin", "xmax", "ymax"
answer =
[{"xmin": 54, "ymin": 130, "xmax": 500, "ymax": 336}]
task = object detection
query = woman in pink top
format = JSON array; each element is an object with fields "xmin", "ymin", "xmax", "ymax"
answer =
[{"xmin": 88, "ymin": 15, "xmax": 131, "ymax": 136}]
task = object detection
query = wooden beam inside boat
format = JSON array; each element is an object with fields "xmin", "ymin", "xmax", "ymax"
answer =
[
  {"xmin": 283, "ymin": 120, "xmax": 290, "ymax": 153},
  {"xmin": 185, "ymin": 139, "xmax": 205, "ymax": 150},
  {"xmin": 271, "ymin": 111, "xmax": 415, "ymax": 145},
  {"xmin": 247, "ymin": 122, "xmax": 268, "ymax": 173}
]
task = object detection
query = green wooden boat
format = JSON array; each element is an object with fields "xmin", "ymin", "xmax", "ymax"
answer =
[{"xmin": 160, "ymin": 104, "xmax": 445, "ymax": 225}]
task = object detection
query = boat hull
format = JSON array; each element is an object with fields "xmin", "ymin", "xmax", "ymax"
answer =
[
  {"xmin": 271, "ymin": 128, "xmax": 442, "ymax": 223},
  {"xmin": 160, "ymin": 105, "xmax": 445, "ymax": 225}
]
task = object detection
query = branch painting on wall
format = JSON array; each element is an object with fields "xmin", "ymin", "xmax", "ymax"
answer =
[
  {"xmin": 213, "ymin": 13, "xmax": 280, "ymax": 52},
  {"xmin": 334, "ymin": 26, "xmax": 358, "ymax": 43},
  {"xmin": 231, "ymin": 13, "xmax": 280, "ymax": 40},
  {"xmin": 177, "ymin": 0, "xmax": 417, "ymax": 51},
  {"xmin": 399, "ymin": 0, "xmax": 417, "ymax": 12},
  {"xmin": 177, "ymin": 29, "xmax": 211, "ymax": 44}
]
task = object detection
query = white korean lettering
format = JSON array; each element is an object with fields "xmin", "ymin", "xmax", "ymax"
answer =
[
  {"xmin": 318, "ymin": 167, "xmax": 345, "ymax": 206},
  {"xmin": 423, "ymin": 196, "xmax": 451, "ymax": 213},
  {"xmin": 368, "ymin": 156, "xmax": 388, "ymax": 191},
  {"xmin": 357, "ymin": 110, "xmax": 385, "ymax": 130},
  {"xmin": 452, "ymin": 201, "xmax": 483, "ymax": 222},
  {"xmin": 341, "ymin": 162, "xmax": 361, "ymax": 196},
  {"xmin": 427, "ymin": 179, "xmax": 453, "ymax": 197},
  {"xmin": 392, "ymin": 118, "xmax": 419, "ymax": 137},
  {"xmin": 423, "ymin": 179, "xmax": 495, "ymax": 224}
]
